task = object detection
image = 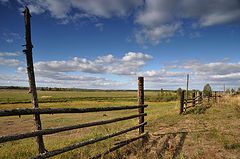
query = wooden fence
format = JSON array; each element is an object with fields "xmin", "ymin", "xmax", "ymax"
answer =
[
  {"xmin": 180, "ymin": 91, "xmax": 222, "ymax": 114},
  {"xmin": 0, "ymin": 78, "xmax": 148, "ymax": 159},
  {"xmin": 206, "ymin": 91, "xmax": 223, "ymax": 103},
  {"xmin": 0, "ymin": 7, "xmax": 148, "ymax": 159}
]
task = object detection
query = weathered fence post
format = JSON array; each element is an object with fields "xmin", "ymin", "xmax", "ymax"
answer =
[
  {"xmin": 138, "ymin": 77, "xmax": 144, "ymax": 134},
  {"xmin": 180, "ymin": 90, "xmax": 184, "ymax": 114},
  {"xmin": 199, "ymin": 92, "xmax": 202, "ymax": 104},
  {"xmin": 192, "ymin": 92, "xmax": 195, "ymax": 107},
  {"xmin": 22, "ymin": 6, "xmax": 46, "ymax": 153},
  {"xmin": 196, "ymin": 91, "xmax": 199, "ymax": 104}
]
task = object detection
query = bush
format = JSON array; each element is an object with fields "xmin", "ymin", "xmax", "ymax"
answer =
[
  {"xmin": 203, "ymin": 83, "xmax": 212, "ymax": 97},
  {"xmin": 231, "ymin": 88, "xmax": 235, "ymax": 93},
  {"xmin": 226, "ymin": 88, "xmax": 230, "ymax": 94},
  {"xmin": 176, "ymin": 88, "xmax": 182, "ymax": 99}
]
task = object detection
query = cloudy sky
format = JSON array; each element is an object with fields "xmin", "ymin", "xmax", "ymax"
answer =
[{"xmin": 0, "ymin": 0, "xmax": 240, "ymax": 90}]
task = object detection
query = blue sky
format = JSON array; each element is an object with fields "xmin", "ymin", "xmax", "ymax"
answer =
[{"xmin": 0, "ymin": 0, "xmax": 240, "ymax": 90}]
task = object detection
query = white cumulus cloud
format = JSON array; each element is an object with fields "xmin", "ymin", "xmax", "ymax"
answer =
[
  {"xmin": 32, "ymin": 52, "xmax": 152, "ymax": 76},
  {"xmin": 0, "ymin": 57, "xmax": 22, "ymax": 67},
  {"xmin": 0, "ymin": 52, "xmax": 20, "ymax": 56},
  {"xmin": 17, "ymin": 0, "xmax": 144, "ymax": 19},
  {"xmin": 134, "ymin": 0, "xmax": 240, "ymax": 44},
  {"xmin": 15, "ymin": 0, "xmax": 240, "ymax": 45}
]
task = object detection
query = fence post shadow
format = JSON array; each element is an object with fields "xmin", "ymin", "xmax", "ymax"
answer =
[{"xmin": 172, "ymin": 132, "xmax": 188, "ymax": 159}]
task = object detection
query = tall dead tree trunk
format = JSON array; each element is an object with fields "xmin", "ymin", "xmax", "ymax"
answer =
[{"xmin": 22, "ymin": 6, "xmax": 46, "ymax": 154}]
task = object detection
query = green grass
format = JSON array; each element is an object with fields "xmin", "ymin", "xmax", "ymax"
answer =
[{"xmin": 0, "ymin": 89, "xmax": 178, "ymax": 104}]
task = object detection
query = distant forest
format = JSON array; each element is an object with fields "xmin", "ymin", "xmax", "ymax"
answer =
[
  {"xmin": 0, "ymin": 86, "xmax": 179, "ymax": 92},
  {"xmin": 0, "ymin": 86, "xmax": 106, "ymax": 91}
]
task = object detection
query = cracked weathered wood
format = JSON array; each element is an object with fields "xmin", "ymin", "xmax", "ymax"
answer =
[
  {"xmin": 0, "ymin": 105, "xmax": 148, "ymax": 117},
  {"xmin": 22, "ymin": 6, "xmax": 46, "ymax": 154},
  {"xmin": 29, "ymin": 122, "xmax": 147, "ymax": 159},
  {"xmin": 0, "ymin": 113, "xmax": 147, "ymax": 143}
]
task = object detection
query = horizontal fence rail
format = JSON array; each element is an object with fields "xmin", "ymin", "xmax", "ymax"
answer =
[
  {"xmin": 0, "ymin": 113, "xmax": 147, "ymax": 143},
  {"xmin": 184, "ymin": 101, "xmax": 193, "ymax": 104},
  {"xmin": 0, "ymin": 105, "xmax": 148, "ymax": 117},
  {"xmin": 180, "ymin": 91, "xmax": 203, "ymax": 114},
  {"xmin": 30, "ymin": 122, "xmax": 147, "ymax": 159}
]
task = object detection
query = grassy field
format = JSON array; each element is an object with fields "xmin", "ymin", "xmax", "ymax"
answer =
[
  {"xmin": 0, "ymin": 89, "xmax": 239, "ymax": 158},
  {"xmin": 0, "ymin": 89, "xmax": 178, "ymax": 105}
]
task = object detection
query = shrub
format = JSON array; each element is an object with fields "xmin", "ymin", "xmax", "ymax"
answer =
[{"xmin": 203, "ymin": 84, "xmax": 212, "ymax": 97}]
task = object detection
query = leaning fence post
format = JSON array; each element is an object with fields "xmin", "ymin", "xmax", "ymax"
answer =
[
  {"xmin": 22, "ymin": 6, "xmax": 46, "ymax": 153},
  {"xmin": 180, "ymin": 90, "xmax": 184, "ymax": 114},
  {"xmin": 138, "ymin": 77, "xmax": 144, "ymax": 134},
  {"xmin": 192, "ymin": 92, "xmax": 195, "ymax": 107}
]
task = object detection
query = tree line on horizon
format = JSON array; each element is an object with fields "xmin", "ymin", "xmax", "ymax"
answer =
[{"xmin": 1, "ymin": 85, "xmax": 240, "ymax": 95}]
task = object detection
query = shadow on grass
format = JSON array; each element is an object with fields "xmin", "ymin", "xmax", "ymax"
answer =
[
  {"xmin": 152, "ymin": 130, "xmax": 208, "ymax": 159},
  {"xmin": 154, "ymin": 131, "xmax": 188, "ymax": 159},
  {"xmin": 172, "ymin": 132, "xmax": 187, "ymax": 159}
]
